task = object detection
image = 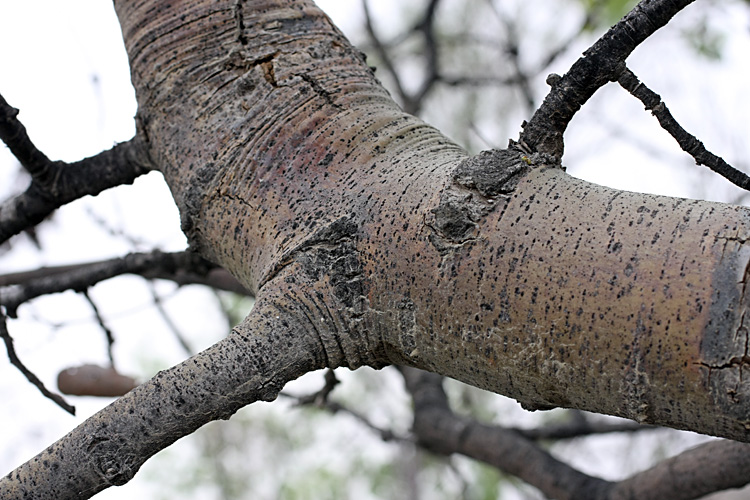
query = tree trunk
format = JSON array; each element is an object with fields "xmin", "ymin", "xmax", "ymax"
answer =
[{"xmin": 3, "ymin": 0, "xmax": 750, "ymax": 497}]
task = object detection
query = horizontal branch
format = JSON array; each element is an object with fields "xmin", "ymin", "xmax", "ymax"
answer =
[
  {"xmin": 400, "ymin": 367, "xmax": 611, "ymax": 500},
  {"xmin": 0, "ymin": 250, "xmax": 248, "ymax": 317},
  {"xmin": 401, "ymin": 366, "xmax": 750, "ymax": 500}
]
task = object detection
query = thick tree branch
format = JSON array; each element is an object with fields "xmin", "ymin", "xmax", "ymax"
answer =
[
  {"xmin": 519, "ymin": 0, "xmax": 695, "ymax": 157},
  {"xmin": 609, "ymin": 440, "xmax": 750, "ymax": 500},
  {"xmin": 617, "ymin": 67, "xmax": 750, "ymax": 190},
  {"xmin": 0, "ymin": 94, "xmax": 154, "ymax": 244},
  {"xmin": 0, "ymin": 289, "xmax": 330, "ymax": 499},
  {"xmin": 400, "ymin": 366, "xmax": 612, "ymax": 500},
  {"xmin": 401, "ymin": 366, "xmax": 750, "ymax": 500}
]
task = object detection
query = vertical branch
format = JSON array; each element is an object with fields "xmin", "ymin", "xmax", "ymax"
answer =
[{"xmin": 82, "ymin": 290, "xmax": 116, "ymax": 366}]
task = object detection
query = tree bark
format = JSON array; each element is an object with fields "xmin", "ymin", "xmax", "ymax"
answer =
[{"xmin": 3, "ymin": 0, "xmax": 750, "ymax": 497}]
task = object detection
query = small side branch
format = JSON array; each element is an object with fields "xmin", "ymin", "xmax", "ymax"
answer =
[
  {"xmin": 0, "ymin": 93, "xmax": 154, "ymax": 244},
  {"xmin": 81, "ymin": 290, "xmax": 116, "ymax": 366},
  {"xmin": 617, "ymin": 67, "xmax": 750, "ymax": 191},
  {"xmin": 0, "ymin": 310, "xmax": 75, "ymax": 415},
  {"xmin": 362, "ymin": 0, "xmax": 442, "ymax": 115},
  {"xmin": 283, "ymin": 369, "xmax": 411, "ymax": 443},
  {"xmin": 519, "ymin": 0, "xmax": 695, "ymax": 157}
]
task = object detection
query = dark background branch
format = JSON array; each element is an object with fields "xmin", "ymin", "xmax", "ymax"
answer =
[
  {"xmin": 0, "ymin": 250, "xmax": 247, "ymax": 317},
  {"xmin": 0, "ymin": 94, "xmax": 154, "ymax": 244}
]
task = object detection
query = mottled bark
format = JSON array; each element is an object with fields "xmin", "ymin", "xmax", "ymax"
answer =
[
  {"xmin": 0, "ymin": 290, "xmax": 327, "ymax": 499},
  {"xmin": 3, "ymin": 0, "xmax": 750, "ymax": 498}
]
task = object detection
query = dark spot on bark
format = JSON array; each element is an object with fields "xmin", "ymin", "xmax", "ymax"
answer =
[{"xmin": 432, "ymin": 197, "xmax": 476, "ymax": 242}]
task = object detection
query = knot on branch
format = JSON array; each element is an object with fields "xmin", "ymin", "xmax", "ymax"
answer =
[{"xmin": 428, "ymin": 149, "xmax": 540, "ymax": 254}]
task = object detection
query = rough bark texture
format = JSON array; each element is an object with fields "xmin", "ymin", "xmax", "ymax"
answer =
[
  {"xmin": 111, "ymin": 0, "xmax": 750, "ymax": 440},
  {"xmin": 4, "ymin": 0, "xmax": 750, "ymax": 497},
  {"xmin": 1, "ymin": 292, "xmax": 327, "ymax": 499}
]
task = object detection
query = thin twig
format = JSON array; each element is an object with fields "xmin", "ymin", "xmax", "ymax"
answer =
[
  {"xmin": 281, "ymin": 369, "xmax": 411, "ymax": 443},
  {"xmin": 0, "ymin": 309, "xmax": 75, "ymax": 414},
  {"xmin": 362, "ymin": 0, "xmax": 411, "ymax": 109},
  {"xmin": 81, "ymin": 289, "xmax": 116, "ymax": 366},
  {"xmin": 617, "ymin": 66, "xmax": 750, "ymax": 191},
  {"xmin": 147, "ymin": 282, "xmax": 194, "ymax": 356}
]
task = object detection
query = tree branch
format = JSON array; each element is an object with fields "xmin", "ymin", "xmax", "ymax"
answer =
[
  {"xmin": 0, "ymin": 93, "xmax": 53, "ymax": 180},
  {"xmin": 400, "ymin": 366, "xmax": 611, "ymax": 500},
  {"xmin": 283, "ymin": 368, "xmax": 411, "ymax": 443},
  {"xmin": 609, "ymin": 440, "xmax": 750, "ymax": 500},
  {"xmin": 0, "ymin": 310, "xmax": 75, "ymax": 415},
  {"xmin": 401, "ymin": 366, "xmax": 750, "ymax": 499},
  {"xmin": 617, "ymin": 66, "xmax": 750, "ymax": 191},
  {"xmin": 519, "ymin": 0, "xmax": 695, "ymax": 157},
  {"xmin": 0, "ymin": 291, "xmax": 329, "ymax": 499},
  {"xmin": 0, "ymin": 93, "xmax": 154, "ymax": 244},
  {"xmin": 0, "ymin": 250, "xmax": 245, "ymax": 318}
]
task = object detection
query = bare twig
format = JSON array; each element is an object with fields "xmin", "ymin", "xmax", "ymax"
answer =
[
  {"xmin": 362, "ymin": 0, "xmax": 411, "ymax": 109},
  {"xmin": 81, "ymin": 290, "xmax": 116, "ymax": 366},
  {"xmin": 282, "ymin": 369, "xmax": 411, "ymax": 443},
  {"xmin": 147, "ymin": 283, "xmax": 194, "ymax": 356},
  {"xmin": 294, "ymin": 368, "xmax": 339, "ymax": 405},
  {"xmin": 410, "ymin": 0, "xmax": 442, "ymax": 112},
  {"xmin": 0, "ymin": 250, "xmax": 244, "ymax": 317},
  {"xmin": 617, "ymin": 67, "xmax": 750, "ymax": 191},
  {"xmin": 362, "ymin": 0, "xmax": 443, "ymax": 115},
  {"xmin": 0, "ymin": 310, "xmax": 75, "ymax": 414}
]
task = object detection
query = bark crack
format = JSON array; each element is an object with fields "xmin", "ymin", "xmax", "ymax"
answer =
[{"xmin": 299, "ymin": 73, "xmax": 341, "ymax": 108}]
